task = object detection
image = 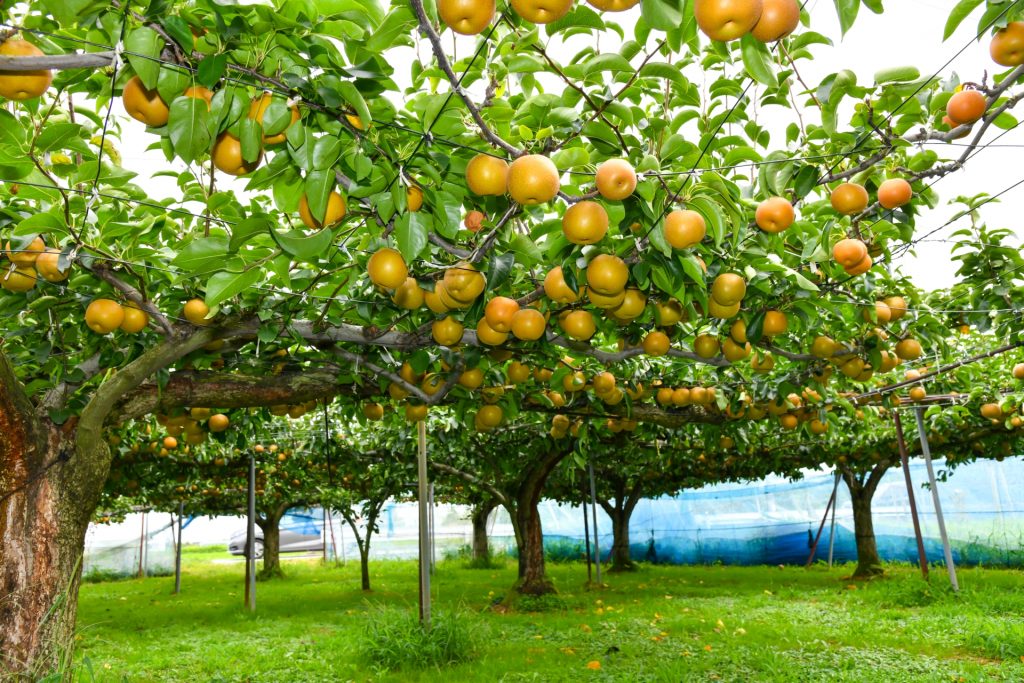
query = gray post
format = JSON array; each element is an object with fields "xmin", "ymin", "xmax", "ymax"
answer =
[
  {"xmin": 322, "ymin": 508, "xmax": 328, "ymax": 563},
  {"xmin": 588, "ymin": 462, "xmax": 601, "ymax": 585},
  {"xmin": 582, "ymin": 482, "xmax": 592, "ymax": 583},
  {"xmin": 174, "ymin": 502, "xmax": 183, "ymax": 594},
  {"xmin": 246, "ymin": 454, "xmax": 256, "ymax": 612},
  {"xmin": 827, "ymin": 472, "xmax": 839, "ymax": 569},
  {"xmin": 417, "ymin": 420, "xmax": 431, "ymax": 625},
  {"xmin": 894, "ymin": 411, "xmax": 929, "ymax": 579},
  {"xmin": 137, "ymin": 512, "xmax": 146, "ymax": 578},
  {"xmin": 429, "ymin": 482, "xmax": 436, "ymax": 574},
  {"xmin": 914, "ymin": 407, "xmax": 960, "ymax": 592}
]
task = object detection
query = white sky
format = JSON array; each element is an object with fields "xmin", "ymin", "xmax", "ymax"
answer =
[{"xmin": 112, "ymin": 0, "xmax": 1022, "ymax": 292}]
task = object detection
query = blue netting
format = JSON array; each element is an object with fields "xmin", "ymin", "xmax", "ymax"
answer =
[{"xmin": 534, "ymin": 456, "xmax": 1024, "ymax": 566}]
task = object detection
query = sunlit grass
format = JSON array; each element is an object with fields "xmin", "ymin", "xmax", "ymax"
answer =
[{"xmin": 73, "ymin": 548, "xmax": 1024, "ymax": 682}]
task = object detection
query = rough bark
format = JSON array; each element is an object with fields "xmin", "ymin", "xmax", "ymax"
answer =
[
  {"xmin": 1, "ymin": 331, "xmax": 216, "ymax": 677},
  {"xmin": 0, "ymin": 354, "xmax": 88, "ymax": 678},
  {"xmin": 469, "ymin": 500, "xmax": 496, "ymax": 567},
  {"xmin": 509, "ymin": 448, "xmax": 569, "ymax": 596},
  {"xmin": 842, "ymin": 462, "xmax": 890, "ymax": 579},
  {"xmin": 358, "ymin": 544, "xmax": 371, "ymax": 592}
]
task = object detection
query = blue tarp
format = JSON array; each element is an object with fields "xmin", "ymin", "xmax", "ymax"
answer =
[{"xmin": 534, "ymin": 456, "xmax": 1024, "ymax": 566}]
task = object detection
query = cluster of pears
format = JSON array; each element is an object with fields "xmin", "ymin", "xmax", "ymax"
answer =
[
  {"xmin": 268, "ymin": 399, "xmax": 319, "ymax": 420},
  {"xmin": 694, "ymin": 0, "xmax": 801, "ymax": 43},
  {"xmin": 121, "ymin": 77, "xmax": 301, "ymax": 177},
  {"xmin": 938, "ymin": 19, "xmax": 1024, "ymax": 134},
  {"xmin": 439, "ymin": 0, "xmax": 645, "ymax": 35},
  {"xmin": 156, "ymin": 407, "xmax": 231, "ymax": 451},
  {"xmin": 1, "ymin": 235, "xmax": 69, "ymax": 292}
]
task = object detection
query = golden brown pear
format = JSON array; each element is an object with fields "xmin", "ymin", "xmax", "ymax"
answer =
[
  {"xmin": 694, "ymin": 0, "xmax": 764, "ymax": 42},
  {"xmin": 0, "ymin": 39, "xmax": 52, "ymax": 100}
]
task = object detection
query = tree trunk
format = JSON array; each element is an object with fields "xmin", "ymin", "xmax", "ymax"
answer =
[
  {"xmin": 607, "ymin": 507, "xmax": 636, "ymax": 572},
  {"xmin": 513, "ymin": 500, "xmax": 554, "ymax": 595},
  {"xmin": 469, "ymin": 500, "xmax": 495, "ymax": 567},
  {"xmin": 359, "ymin": 544, "xmax": 371, "ymax": 591},
  {"xmin": 257, "ymin": 513, "xmax": 285, "ymax": 581},
  {"xmin": 0, "ymin": 356, "xmax": 110, "ymax": 677},
  {"xmin": 842, "ymin": 463, "xmax": 889, "ymax": 579}
]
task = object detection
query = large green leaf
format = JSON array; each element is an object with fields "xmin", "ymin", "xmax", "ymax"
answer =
[
  {"xmin": 740, "ymin": 35, "xmax": 778, "ymax": 87},
  {"xmin": 168, "ymin": 96, "xmax": 213, "ymax": 163},
  {"xmin": 172, "ymin": 237, "xmax": 230, "ymax": 275},
  {"xmin": 125, "ymin": 27, "xmax": 164, "ymax": 90},
  {"xmin": 205, "ymin": 268, "xmax": 263, "ymax": 308},
  {"xmin": 641, "ymin": 0, "xmax": 682, "ymax": 31},
  {"xmin": 944, "ymin": 0, "xmax": 984, "ymax": 40},
  {"xmin": 832, "ymin": 0, "xmax": 860, "ymax": 36},
  {"xmin": 272, "ymin": 226, "xmax": 334, "ymax": 263},
  {"xmin": 395, "ymin": 212, "xmax": 430, "ymax": 263}
]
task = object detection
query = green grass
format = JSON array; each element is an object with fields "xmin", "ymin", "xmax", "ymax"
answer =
[{"xmin": 72, "ymin": 548, "xmax": 1024, "ymax": 682}]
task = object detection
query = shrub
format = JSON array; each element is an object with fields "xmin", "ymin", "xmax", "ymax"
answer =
[{"xmin": 360, "ymin": 605, "xmax": 483, "ymax": 671}]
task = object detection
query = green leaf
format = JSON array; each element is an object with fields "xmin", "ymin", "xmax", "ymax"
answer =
[
  {"xmin": 740, "ymin": 35, "xmax": 778, "ymax": 87},
  {"xmin": 432, "ymin": 191, "xmax": 462, "ymax": 240},
  {"xmin": 14, "ymin": 212, "xmax": 66, "ymax": 237},
  {"xmin": 944, "ymin": 0, "xmax": 984, "ymax": 40},
  {"xmin": 833, "ymin": 0, "xmax": 860, "ymax": 36},
  {"xmin": 647, "ymin": 218, "xmax": 672, "ymax": 257},
  {"xmin": 160, "ymin": 16, "xmax": 194, "ymax": 53},
  {"xmin": 303, "ymin": 170, "xmax": 335, "ymax": 224},
  {"xmin": 230, "ymin": 216, "xmax": 272, "ymax": 252},
  {"xmin": 168, "ymin": 96, "xmax": 213, "ymax": 163},
  {"xmin": 272, "ymin": 226, "xmax": 334, "ymax": 263},
  {"xmin": 172, "ymin": 236, "xmax": 230, "ymax": 275},
  {"xmin": 551, "ymin": 147, "xmax": 590, "ymax": 170},
  {"xmin": 395, "ymin": 212, "xmax": 429, "ymax": 263},
  {"xmin": 641, "ymin": 0, "xmax": 682, "ymax": 31},
  {"xmin": 239, "ymin": 118, "xmax": 262, "ymax": 163},
  {"xmin": 312, "ymin": 136, "xmax": 343, "ymax": 170},
  {"xmin": 510, "ymin": 234, "xmax": 543, "ymax": 267},
  {"xmin": 197, "ymin": 53, "xmax": 228, "ymax": 89},
  {"xmin": 125, "ymin": 27, "xmax": 164, "ymax": 90},
  {"xmin": 205, "ymin": 268, "xmax": 263, "ymax": 308},
  {"xmin": 486, "ymin": 252, "xmax": 515, "ymax": 290},
  {"xmin": 337, "ymin": 81, "xmax": 372, "ymax": 130}
]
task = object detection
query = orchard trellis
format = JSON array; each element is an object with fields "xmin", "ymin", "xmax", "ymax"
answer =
[{"xmin": 4, "ymin": 0, "xmax": 1024, "ymax": 676}]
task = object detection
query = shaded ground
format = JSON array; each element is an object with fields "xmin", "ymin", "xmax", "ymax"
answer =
[{"xmin": 74, "ymin": 547, "xmax": 1024, "ymax": 681}]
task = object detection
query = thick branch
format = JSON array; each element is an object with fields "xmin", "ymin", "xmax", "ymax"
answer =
[
  {"xmin": 89, "ymin": 262, "xmax": 174, "ymax": 336},
  {"xmin": 429, "ymin": 460, "xmax": 508, "ymax": 507}
]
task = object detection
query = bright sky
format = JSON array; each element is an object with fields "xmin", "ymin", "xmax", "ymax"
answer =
[{"xmin": 111, "ymin": 0, "xmax": 1022, "ymax": 293}]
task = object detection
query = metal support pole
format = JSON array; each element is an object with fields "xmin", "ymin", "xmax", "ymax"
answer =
[
  {"xmin": 429, "ymin": 482, "xmax": 436, "ymax": 574},
  {"xmin": 174, "ymin": 502, "xmax": 183, "ymax": 594},
  {"xmin": 246, "ymin": 454, "xmax": 256, "ymax": 612},
  {"xmin": 417, "ymin": 420, "xmax": 431, "ymax": 626},
  {"xmin": 914, "ymin": 407, "xmax": 959, "ymax": 592},
  {"xmin": 322, "ymin": 507, "xmax": 328, "ymax": 563},
  {"xmin": 894, "ymin": 412, "xmax": 929, "ymax": 580},
  {"xmin": 806, "ymin": 473, "xmax": 840, "ymax": 567},
  {"xmin": 827, "ymin": 473, "xmax": 839, "ymax": 569},
  {"xmin": 137, "ymin": 512, "xmax": 146, "ymax": 578},
  {"xmin": 587, "ymin": 462, "xmax": 601, "ymax": 585},
  {"xmin": 582, "ymin": 479, "xmax": 592, "ymax": 583}
]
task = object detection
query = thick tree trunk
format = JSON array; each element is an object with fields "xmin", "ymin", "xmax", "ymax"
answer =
[
  {"xmin": 469, "ymin": 500, "xmax": 495, "ymax": 567},
  {"xmin": 0, "ymin": 357, "xmax": 109, "ymax": 677},
  {"xmin": 257, "ymin": 514, "xmax": 285, "ymax": 581},
  {"xmin": 513, "ymin": 501, "xmax": 554, "ymax": 595},
  {"xmin": 842, "ymin": 463, "xmax": 889, "ymax": 579}
]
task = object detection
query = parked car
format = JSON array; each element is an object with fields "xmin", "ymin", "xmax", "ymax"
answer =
[{"xmin": 228, "ymin": 526, "xmax": 322, "ymax": 558}]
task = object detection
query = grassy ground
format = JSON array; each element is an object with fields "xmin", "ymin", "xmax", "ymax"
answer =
[{"xmin": 72, "ymin": 546, "xmax": 1024, "ymax": 682}]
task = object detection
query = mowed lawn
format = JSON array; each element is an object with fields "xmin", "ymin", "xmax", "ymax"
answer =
[{"xmin": 74, "ymin": 547, "xmax": 1024, "ymax": 682}]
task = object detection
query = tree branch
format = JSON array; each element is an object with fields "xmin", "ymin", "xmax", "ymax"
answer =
[{"xmin": 408, "ymin": 0, "xmax": 522, "ymax": 157}]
